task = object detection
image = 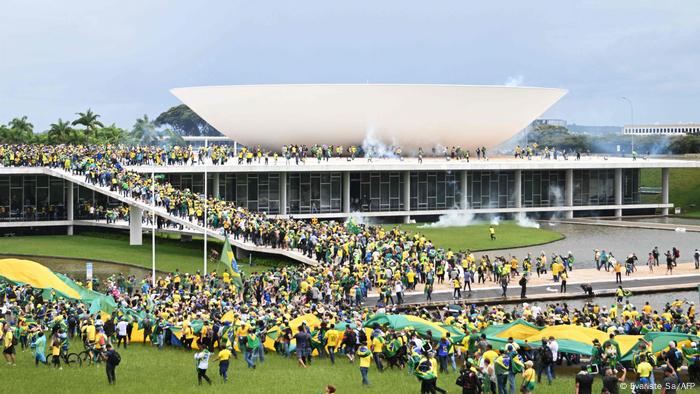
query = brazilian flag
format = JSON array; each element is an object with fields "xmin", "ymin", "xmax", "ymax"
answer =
[
  {"xmin": 345, "ymin": 217, "xmax": 361, "ymax": 235},
  {"xmin": 220, "ymin": 237, "xmax": 243, "ymax": 290}
]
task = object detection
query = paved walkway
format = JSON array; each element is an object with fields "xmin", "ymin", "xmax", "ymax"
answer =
[{"xmin": 369, "ymin": 262, "xmax": 700, "ymax": 304}]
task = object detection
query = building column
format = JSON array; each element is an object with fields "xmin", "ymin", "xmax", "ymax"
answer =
[
  {"xmin": 403, "ymin": 171, "xmax": 411, "ymax": 223},
  {"xmin": 212, "ymin": 173, "xmax": 220, "ymax": 199},
  {"xmin": 565, "ymin": 169, "xmax": 574, "ymax": 219},
  {"xmin": 343, "ymin": 172, "xmax": 351, "ymax": 214},
  {"xmin": 614, "ymin": 168, "xmax": 623, "ymax": 217},
  {"xmin": 661, "ymin": 168, "xmax": 670, "ymax": 215},
  {"xmin": 129, "ymin": 205, "xmax": 143, "ymax": 246},
  {"xmin": 66, "ymin": 183, "xmax": 74, "ymax": 235},
  {"xmin": 280, "ymin": 172, "xmax": 288, "ymax": 216},
  {"xmin": 514, "ymin": 169, "xmax": 522, "ymax": 209},
  {"xmin": 461, "ymin": 170, "xmax": 468, "ymax": 210}
]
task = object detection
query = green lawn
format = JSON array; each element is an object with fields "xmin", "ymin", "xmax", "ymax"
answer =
[
  {"xmin": 0, "ymin": 231, "xmax": 290, "ymax": 274},
  {"xmin": 2, "ymin": 340, "xmax": 608, "ymax": 394},
  {"xmin": 640, "ymin": 168, "xmax": 700, "ymax": 214},
  {"xmin": 382, "ymin": 221, "xmax": 563, "ymax": 252}
]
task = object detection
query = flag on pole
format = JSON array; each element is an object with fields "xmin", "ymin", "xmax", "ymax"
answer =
[{"xmin": 220, "ymin": 237, "xmax": 243, "ymax": 290}]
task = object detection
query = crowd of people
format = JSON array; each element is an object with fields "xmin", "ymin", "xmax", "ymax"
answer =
[
  {"xmin": 0, "ymin": 142, "xmax": 698, "ymax": 393},
  {"xmin": 1, "ymin": 266, "xmax": 698, "ymax": 392}
]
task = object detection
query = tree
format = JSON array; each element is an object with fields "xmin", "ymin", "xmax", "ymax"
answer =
[
  {"xmin": 668, "ymin": 135, "xmax": 700, "ymax": 154},
  {"xmin": 154, "ymin": 104, "xmax": 220, "ymax": 136},
  {"xmin": 99, "ymin": 123, "xmax": 127, "ymax": 144},
  {"xmin": 130, "ymin": 115, "xmax": 159, "ymax": 145},
  {"xmin": 72, "ymin": 109, "xmax": 104, "ymax": 138},
  {"xmin": 47, "ymin": 119, "xmax": 74, "ymax": 144},
  {"xmin": 3, "ymin": 116, "xmax": 35, "ymax": 143},
  {"xmin": 526, "ymin": 124, "xmax": 592, "ymax": 152}
]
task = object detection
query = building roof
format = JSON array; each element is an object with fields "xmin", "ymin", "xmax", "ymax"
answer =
[{"xmin": 171, "ymin": 84, "xmax": 566, "ymax": 150}]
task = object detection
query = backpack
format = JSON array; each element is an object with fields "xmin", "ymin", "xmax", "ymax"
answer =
[
  {"xmin": 542, "ymin": 347, "xmax": 553, "ymax": 363},
  {"xmin": 110, "ymin": 351, "xmax": 121, "ymax": 366},
  {"xmin": 457, "ymin": 371, "xmax": 478, "ymax": 390}
]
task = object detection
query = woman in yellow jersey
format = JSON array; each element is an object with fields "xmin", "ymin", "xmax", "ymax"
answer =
[{"xmin": 521, "ymin": 360, "xmax": 536, "ymax": 393}]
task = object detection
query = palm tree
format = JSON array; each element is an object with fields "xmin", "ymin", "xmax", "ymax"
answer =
[
  {"xmin": 99, "ymin": 123, "xmax": 127, "ymax": 144},
  {"xmin": 47, "ymin": 119, "xmax": 73, "ymax": 144},
  {"xmin": 131, "ymin": 115, "xmax": 159, "ymax": 146},
  {"xmin": 6, "ymin": 116, "xmax": 34, "ymax": 143},
  {"xmin": 72, "ymin": 109, "xmax": 104, "ymax": 138}
]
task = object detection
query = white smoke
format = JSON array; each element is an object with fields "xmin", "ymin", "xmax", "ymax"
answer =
[
  {"xmin": 362, "ymin": 125, "xmax": 399, "ymax": 159},
  {"xmin": 490, "ymin": 216, "xmax": 501, "ymax": 226},
  {"xmin": 346, "ymin": 212, "xmax": 365, "ymax": 225},
  {"xmin": 549, "ymin": 185, "xmax": 564, "ymax": 221},
  {"xmin": 515, "ymin": 212, "xmax": 540, "ymax": 229},
  {"xmin": 419, "ymin": 211, "xmax": 476, "ymax": 228},
  {"xmin": 504, "ymin": 75, "xmax": 524, "ymax": 87}
]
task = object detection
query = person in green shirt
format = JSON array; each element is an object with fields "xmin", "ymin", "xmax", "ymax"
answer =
[
  {"xmin": 245, "ymin": 332, "xmax": 260, "ymax": 369},
  {"xmin": 30, "ymin": 331, "xmax": 47, "ymax": 366}
]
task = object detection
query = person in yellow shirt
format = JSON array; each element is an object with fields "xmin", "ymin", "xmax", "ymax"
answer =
[
  {"xmin": 51, "ymin": 337, "xmax": 62, "ymax": 369},
  {"xmin": 325, "ymin": 324, "xmax": 339, "ymax": 365},
  {"xmin": 482, "ymin": 344, "xmax": 498, "ymax": 366},
  {"xmin": 371, "ymin": 333, "xmax": 385, "ymax": 372},
  {"xmin": 85, "ymin": 321, "xmax": 96, "ymax": 344},
  {"xmin": 357, "ymin": 342, "xmax": 372, "ymax": 385},
  {"xmin": 214, "ymin": 347, "xmax": 232, "ymax": 382},
  {"xmin": 521, "ymin": 360, "xmax": 536, "ymax": 393},
  {"xmin": 2, "ymin": 326, "xmax": 16, "ymax": 365}
]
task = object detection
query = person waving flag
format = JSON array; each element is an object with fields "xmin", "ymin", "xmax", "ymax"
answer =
[{"xmin": 220, "ymin": 237, "xmax": 243, "ymax": 290}]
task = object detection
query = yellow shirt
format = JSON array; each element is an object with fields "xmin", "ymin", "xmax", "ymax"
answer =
[
  {"xmin": 523, "ymin": 367, "xmax": 536, "ymax": 383},
  {"xmin": 636, "ymin": 361, "xmax": 653, "ymax": 377},
  {"xmin": 359, "ymin": 350, "xmax": 372, "ymax": 368},
  {"xmin": 218, "ymin": 349, "xmax": 232, "ymax": 361},
  {"xmin": 372, "ymin": 337, "xmax": 384, "ymax": 353},
  {"xmin": 52, "ymin": 345, "xmax": 61, "ymax": 356},
  {"xmin": 86, "ymin": 325, "xmax": 96, "ymax": 342},
  {"xmin": 3, "ymin": 331, "xmax": 13, "ymax": 347},
  {"xmin": 483, "ymin": 349, "xmax": 498, "ymax": 365},
  {"xmin": 326, "ymin": 329, "xmax": 340, "ymax": 347}
]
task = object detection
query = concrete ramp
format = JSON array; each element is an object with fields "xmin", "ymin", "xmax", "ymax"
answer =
[{"xmin": 43, "ymin": 168, "xmax": 318, "ymax": 266}]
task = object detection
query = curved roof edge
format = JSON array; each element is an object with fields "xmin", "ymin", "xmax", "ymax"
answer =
[{"xmin": 171, "ymin": 84, "xmax": 567, "ymax": 149}]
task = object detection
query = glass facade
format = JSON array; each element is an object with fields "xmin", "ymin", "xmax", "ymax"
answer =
[
  {"xmin": 166, "ymin": 173, "xmax": 205, "ymax": 193},
  {"xmin": 522, "ymin": 170, "xmax": 566, "ymax": 207},
  {"xmin": 410, "ymin": 171, "xmax": 462, "ymax": 211},
  {"xmin": 0, "ymin": 175, "xmax": 68, "ymax": 221},
  {"xmin": 287, "ymin": 172, "xmax": 342, "ymax": 214},
  {"xmin": 219, "ymin": 173, "xmax": 281, "ymax": 214},
  {"xmin": 572, "ymin": 169, "xmax": 615, "ymax": 206},
  {"xmin": 622, "ymin": 169, "xmax": 640, "ymax": 205},
  {"xmin": 0, "ymin": 168, "xmax": 646, "ymax": 223},
  {"xmin": 466, "ymin": 171, "xmax": 516, "ymax": 209},
  {"xmin": 350, "ymin": 172, "xmax": 405, "ymax": 212},
  {"xmin": 75, "ymin": 185, "xmax": 125, "ymax": 219}
]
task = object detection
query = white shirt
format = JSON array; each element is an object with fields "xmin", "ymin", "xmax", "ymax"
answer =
[
  {"xmin": 116, "ymin": 321, "xmax": 128, "ymax": 336},
  {"xmin": 195, "ymin": 351, "xmax": 210, "ymax": 369},
  {"xmin": 548, "ymin": 340, "xmax": 559, "ymax": 361}
]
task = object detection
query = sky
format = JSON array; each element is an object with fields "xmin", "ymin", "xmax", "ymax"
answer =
[{"xmin": 1, "ymin": 0, "xmax": 699, "ymax": 132}]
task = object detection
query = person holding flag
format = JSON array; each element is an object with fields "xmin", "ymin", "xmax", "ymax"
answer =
[{"xmin": 220, "ymin": 237, "xmax": 244, "ymax": 291}]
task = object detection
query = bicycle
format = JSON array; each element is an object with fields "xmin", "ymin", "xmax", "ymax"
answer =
[
  {"xmin": 77, "ymin": 342, "xmax": 105, "ymax": 366},
  {"xmin": 58, "ymin": 349, "xmax": 83, "ymax": 367}
]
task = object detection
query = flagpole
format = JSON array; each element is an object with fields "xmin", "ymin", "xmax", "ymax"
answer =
[
  {"xmin": 203, "ymin": 139, "xmax": 208, "ymax": 275},
  {"xmin": 151, "ymin": 170, "xmax": 156, "ymax": 285}
]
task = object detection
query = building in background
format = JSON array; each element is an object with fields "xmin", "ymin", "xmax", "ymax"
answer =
[{"xmin": 623, "ymin": 123, "xmax": 700, "ymax": 136}]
